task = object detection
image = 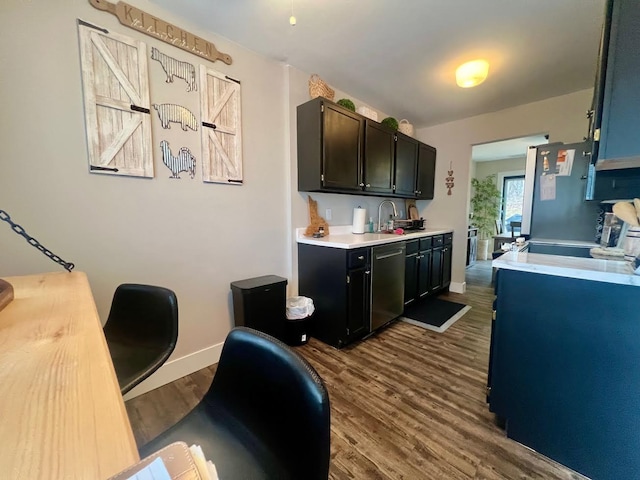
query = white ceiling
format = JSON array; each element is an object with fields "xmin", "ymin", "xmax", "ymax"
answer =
[
  {"xmin": 472, "ymin": 135, "xmax": 548, "ymax": 162},
  {"xmin": 151, "ymin": 0, "xmax": 606, "ymax": 128}
]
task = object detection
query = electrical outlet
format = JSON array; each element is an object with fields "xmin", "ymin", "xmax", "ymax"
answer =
[{"xmin": 325, "ymin": 209, "xmax": 332, "ymax": 220}]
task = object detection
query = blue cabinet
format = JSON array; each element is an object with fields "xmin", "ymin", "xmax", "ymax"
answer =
[
  {"xmin": 489, "ymin": 268, "xmax": 640, "ymax": 479},
  {"xmin": 588, "ymin": 0, "xmax": 640, "ymax": 200},
  {"xmin": 598, "ymin": 0, "xmax": 640, "ymax": 164}
]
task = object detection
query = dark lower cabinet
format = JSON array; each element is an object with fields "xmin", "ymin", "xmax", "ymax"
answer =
[
  {"xmin": 430, "ymin": 247, "xmax": 443, "ymax": 292},
  {"xmin": 417, "ymin": 238, "xmax": 433, "ymax": 299},
  {"xmin": 346, "ymin": 264, "xmax": 370, "ymax": 341},
  {"xmin": 429, "ymin": 233, "xmax": 452, "ymax": 293},
  {"xmin": 442, "ymin": 243, "xmax": 452, "ymax": 288},
  {"xmin": 404, "ymin": 233, "xmax": 452, "ymax": 304},
  {"xmin": 404, "ymin": 240, "xmax": 419, "ymax": 304},
  {"xmin": 298, "ymin": 244, "xmax": 370, "ymax": 348}
]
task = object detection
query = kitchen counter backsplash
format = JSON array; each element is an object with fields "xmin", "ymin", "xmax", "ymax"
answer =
[{"xmin": 296, "ymin": 226, "xmax": 453, "ymax": 249}]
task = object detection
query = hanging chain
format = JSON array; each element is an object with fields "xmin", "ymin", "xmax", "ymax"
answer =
[{"xmin": 0, "ymin": 210, "xmax": 75, "ymax": 272}]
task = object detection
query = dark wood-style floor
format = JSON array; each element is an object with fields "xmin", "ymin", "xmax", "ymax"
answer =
[{"xmin": 126, "ymin": 260, "xmax": 585, "ymax": 479}]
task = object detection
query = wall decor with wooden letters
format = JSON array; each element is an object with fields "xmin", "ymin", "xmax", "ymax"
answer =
[
  {"xmin": 77, "ymin": 20, "xmax": 153, "ymax": 177},
  {"xmin": 88, "ymin": 0, "xmax": 232, "ymax": 65},
  {"xmin": 199, "ymin": 66, "xmax": 243, "ymax": 185}
]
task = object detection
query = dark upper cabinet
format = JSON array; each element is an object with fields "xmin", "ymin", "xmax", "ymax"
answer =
[
  {"xmin": 363, "ymin": 120, "xmax": 394, "ymax": 194},
  {"xmin": 297, "ymin": 97, "xmax": 437, "ymax": 199},
  {"xmin": 598, "ymin": 0, "xmax": 640, "ymax": 164},
  {"xmin": 587, "ymin": 0, "xmax": 640, "ymax": 200},
  {"xmin": 297, "ymin": 97, "xmax": 364, "ymax": 193},
  {"xmin": 416, "ymin": 143, "xmax": 436, "ymax": 200},
  {"xmin": 394, "ymin": 133, "xmax": 419, "ymax": 197}
]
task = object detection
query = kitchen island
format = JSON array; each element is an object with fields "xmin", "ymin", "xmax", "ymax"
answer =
[{"xmin": 489, "ymin": 252, "xmax": 640, "ymax": 479}]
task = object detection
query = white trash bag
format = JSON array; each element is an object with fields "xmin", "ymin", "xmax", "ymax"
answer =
[{"xmin": 286, "ymin": 296, "xmax": 315, "ymax": 320}]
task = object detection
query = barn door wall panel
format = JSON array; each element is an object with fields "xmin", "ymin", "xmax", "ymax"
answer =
[
  {"xmin": 200, "ymin": 66, "xmax": 243, "ymax": 184},
  {"xmin": 78, "ymin": 22, "xmax": 153, "ymax": 177}
]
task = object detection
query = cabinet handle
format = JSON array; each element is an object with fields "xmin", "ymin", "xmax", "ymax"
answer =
[
  {"xmin": 418, "ymin": 190, "xmax": 422, "ymax": 195},
  {"xmin": 359, "ymin": 183, "xmax": 365, "ymax": 187},
  {"xmin": 366, "ymin": 184, "xmax": 371, "ymax": 188},
  {"xmin": 357, "ymin": 255, "xmax": 364, "ymax": 260},
  {"xmin": 365, "ymin": 270, "xmax": 370, "ymax": 275}
]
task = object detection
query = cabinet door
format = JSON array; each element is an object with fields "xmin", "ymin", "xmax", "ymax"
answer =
[
  {"xmin": 417, "ymin": 249, "xmax": 432, "ymax": 298},
  {"xmin": 323, "ymin": 104, "xmax": 364, "ymax": 191},
  {"xmin": 599, "ymin": 0, "xmax": 640, "ymax": 163},
  {"xmin": 442, "ymin": 244, "xmax": 452, "ymax": 288},
  {"xmin": 363, "ymin": 121, "xmax": 394, "ymax": 194},
  {"xmin": 347, "ymin": 266, "xmax": 370, "ymax": 341},
  {"xmin": 404, "ymin": 252, "xmax": 418, "ymax": 304},
  {"xmin": 394, "ymin": 133, "xmax": 419, "ymax": 197},
  {"xmin": 416, "ymin": 143, "xmax": 436, "ymax": 199},
  {"xmin": 430, "ymin": 247, "xmax": 443, "ymax": 292}
]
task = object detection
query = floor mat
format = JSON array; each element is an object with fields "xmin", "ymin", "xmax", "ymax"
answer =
[{"xmin": 401, "ymin": 297, "xmax": 471, "ymax": 333}]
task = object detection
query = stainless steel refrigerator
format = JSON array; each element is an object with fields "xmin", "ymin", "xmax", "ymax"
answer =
[{"xmin": 522, "ymin": 142, "xmax": 600, "ymax": 242}]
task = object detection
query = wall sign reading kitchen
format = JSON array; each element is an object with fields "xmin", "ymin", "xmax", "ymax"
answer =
[{"xmin": 88, "ymin": 0, "xmax": 233, "ymax": 65}]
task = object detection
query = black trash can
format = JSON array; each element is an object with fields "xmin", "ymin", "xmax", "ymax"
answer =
[
  {"xmin": 284, "ymin": 315, "xmax": 312, "ymax": 346},
  {"xmin": 230, "ymin": 275, "xmax": 288, "ymax": 342},
  {"xmin": 284, "ymin": 296, "xmax": 314, "ymax": 346}
]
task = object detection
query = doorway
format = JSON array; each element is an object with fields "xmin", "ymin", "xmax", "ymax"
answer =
[{"xmin": 466, "ymin": 134, "xmax": 548, "ymax": 281}]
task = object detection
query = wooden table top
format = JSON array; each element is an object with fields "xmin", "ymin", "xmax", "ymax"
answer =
[{"xmin": 0, "ymin": 272, "xmax": 139, "ymax": 479}]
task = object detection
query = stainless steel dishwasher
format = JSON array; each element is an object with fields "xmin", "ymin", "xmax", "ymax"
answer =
[{"xmin": 371, "ymin": 242, "xmax": 406, "ymax": 331}]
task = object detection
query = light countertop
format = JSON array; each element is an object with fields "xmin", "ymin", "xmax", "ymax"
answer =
[
  {"xmin": 528, "ymin": 238, "xmax": 599, "ymax": 248},
  {"xmin": 296, "ymin": 226, "xmax": 453, "ymax": 249},
  {"xmin": 493, "ymin": 251, "xmax": 639, "ymax": 286}
]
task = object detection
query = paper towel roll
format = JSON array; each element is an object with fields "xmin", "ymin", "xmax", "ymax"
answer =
[{"xmin": 352, "ymin": 207, "xmax": 366, "ymax": 234}]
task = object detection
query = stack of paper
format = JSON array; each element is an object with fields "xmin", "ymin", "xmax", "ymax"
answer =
[{"xmin": 110, "ymin": 442, "xmax": 218, "ymax": 480}]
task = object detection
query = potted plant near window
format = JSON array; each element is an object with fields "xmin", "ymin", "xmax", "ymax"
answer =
[{"xmin": 470, "ymin": 175, "xmax": 501, "ymax": 260}]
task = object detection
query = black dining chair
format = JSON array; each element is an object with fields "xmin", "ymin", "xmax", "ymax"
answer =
[
  {"xmin": 104, "ymin": 284, "xmax": 178, "ymax": 395},
  {"xmin": 139, "ymin": 327, "xmax": 331, "ymax": 480},
  {"xmin": 510, "ymin": 221, "xmax": 522, "ymax": 238}
]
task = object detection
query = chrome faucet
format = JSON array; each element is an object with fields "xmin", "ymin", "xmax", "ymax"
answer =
[{"xmin": 377, "ymin": 200, "xmax": 398, "ymax": 232}]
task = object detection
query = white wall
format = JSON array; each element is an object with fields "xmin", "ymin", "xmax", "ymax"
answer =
[
  {"xmin": 0, "ymin": 0, "xmax": 289, "ymax": 394},
  {"xmin": 416, "ymin": 88, "xmax": 593, "ymax": 289},
  {"xmin": 474, "ymin": 157, "xmax": 526, "ymax": 180}
]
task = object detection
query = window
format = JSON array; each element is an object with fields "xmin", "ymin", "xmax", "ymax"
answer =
[{"xmin": 501, "ymin": 175, "xmax": 525, "ymax": 234}]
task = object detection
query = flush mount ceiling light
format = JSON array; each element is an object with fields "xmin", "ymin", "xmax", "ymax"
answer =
[{"xmin": 456, "ymin": 59, "xmax": 489, "ymax": 88}]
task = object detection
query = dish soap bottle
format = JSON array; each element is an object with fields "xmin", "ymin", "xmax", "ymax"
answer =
[{"xmin": 368, "ymin": 217, "xmax": 374, "ymax": 233}]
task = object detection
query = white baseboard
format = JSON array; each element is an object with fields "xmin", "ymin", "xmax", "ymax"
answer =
[
  {"xmin": 449, "ymin": 281, "xmax": 466, "ymax": 294},
  {"xmin": 123, "ymin": 342, "xmax": 224, "ymax": 401}
]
